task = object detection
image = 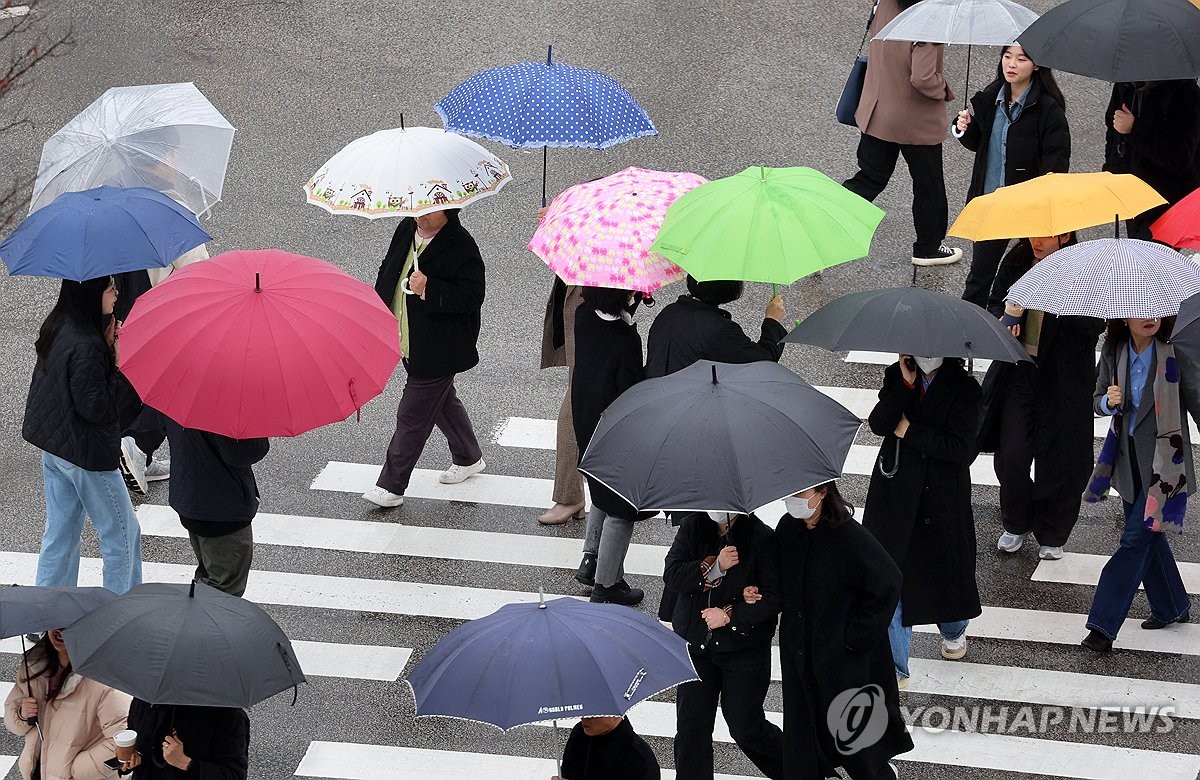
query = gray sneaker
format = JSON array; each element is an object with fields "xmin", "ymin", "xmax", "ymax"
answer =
[
  {"xmin": 145, "ymin": 459, "xmax": 171, "ymax": 482},
  {"xmin": 997, "ymin": 531, "xmax": 1025, "ymax": 553},
  {"xmin": 119, "ymin": 437, "xmax": 148, "ymax": 495}
]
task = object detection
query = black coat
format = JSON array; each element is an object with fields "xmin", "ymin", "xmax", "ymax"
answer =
[
  {"xmin": 165, "ymin": 419, "xmax": 269, "ymax": 531},
  {"xmin": 1104, "ymin": 80, "xmax": 1200, "ymax": 206},
  {"xmin": 374, "ymin": 217, "xmax": 485, "ymax": 379},
  {"xmin": 771, "ymin": 514, "xmax": 911, "ymax": 778},
  {"xmin": 645, "ymin": 295, "xmax": 786, "ymax": 378},
  {"xmin": 862, "ymin": 362, "xmax": 982, "ymax": 626},
  {"xmin": 128, "ymin": 700, "xmax": 249, "ymax": 780},
  {"xmin": 958, "ymin": 77, "xmax": 1071, "ymax": 202},
  {"xmin": 23, "ymin": 321, "xmax": 122, "ymax": 472},
  {"xmin": 560, "ymin": 717, "xmax": 660, "ymax": 780},
  {"xmin": 663, "ymin": 513, "xmax": 780, "ymax": 655}
]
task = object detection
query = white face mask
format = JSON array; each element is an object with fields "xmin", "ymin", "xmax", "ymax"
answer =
[
  {"xmin": 706, "ymin": 510, "xmax": 731, "ymax": 524},
  {"xmin": 783, "ymin": 496, "xmax": 817, "ymax": 520},
  {"xmin": 914, "ymin": 356, "xmax": 943, "ymax": 374}
]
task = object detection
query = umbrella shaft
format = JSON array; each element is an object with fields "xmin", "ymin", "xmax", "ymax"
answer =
[{"xmin": 542, "ymin": 146, "xmax": 549, "ymax": 207}]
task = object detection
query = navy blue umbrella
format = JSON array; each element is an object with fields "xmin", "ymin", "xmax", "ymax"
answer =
[{"xmin": 0, "ymin": 185, "xmax": 211, "ymax": 281}]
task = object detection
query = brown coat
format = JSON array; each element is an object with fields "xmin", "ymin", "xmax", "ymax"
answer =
[
  {"xmin": 855, "ymin": 0, "xmax": 955, "ymax": 146},
  {"xmin": 539, "ymin": 282, "xmax": 584, "ymax": 369},
  {"xmin": 4, "ymin": 660, "xmax": 131, "ymax": 780}
]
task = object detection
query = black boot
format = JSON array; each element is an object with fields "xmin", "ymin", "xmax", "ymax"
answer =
[
  {"xmin": 1081, "ymin": 629, "xmax": 1113, "ymax": 652},
  {"xmin": 575, "ymin": 553, "xmax": 597, "ymax": 587},
  {"xmin": 591, "ymin": 580, "xmax": 644, "ymax": 606},
  {"xmin": 1142, "ymin": 611, "xmax": 1190, "ymax": 630}
]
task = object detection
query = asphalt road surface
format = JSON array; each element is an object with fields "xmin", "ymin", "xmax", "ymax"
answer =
[{"xmin": 0, "ymin": 0, "xmax": 1198, "ymax": 778}]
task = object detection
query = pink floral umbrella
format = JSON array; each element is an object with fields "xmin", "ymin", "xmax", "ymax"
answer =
[{"xmin": 529, "ymin": 167, "xmax": 707, "ymax": 294}]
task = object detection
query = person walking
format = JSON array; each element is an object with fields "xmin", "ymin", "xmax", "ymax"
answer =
[
  {"xmin": 572, "ymin": 286, "xmax": 649, "ymax": 606},
  {"xmin": 363, "ymin": 209, "xmax": 487, "ymax": 508},
  {"xmin": 4, "ymin": 630, "xmax": 132, "ymax": 780},
  {"xmin": 771, "ymin": 481, "xmax": 911, "ymax": 779},
  {"xmin": 538, "ymin": 277, "xmax": 588, "ymax": 526},
  {"xmin": 1104, "ymin": 79, "xmax": 1200, "ymax": 240},
  {"xmin": 23, "ymin": 277, "xmax": 142, "ymax": 594},
  {"xmin": 844, "ymin": 0, "xmax": 961, "ymax": 267},
  {"xmin": 664, "ymin": 511, "xmax": 784, "ymax": 779},
  {"xmin": 986, "ymin": 234, "xmax": 1105, "ymax": 559},
  {"xmin": 863, "ymin": 355, "xmax": 982, "ymax": 688},
  {"xmin": 552, "ymin": 716, "xmax": 660, "ymax": 780},
  {"xmin": 1081, "ymin": 316, "xmax": 1200, "ymax": 652},
  {"xmin": 953, "ymin": 45, "xmax": 1070, "ymax": 307},
  {"xmin": 165, "ymin": 419, "xmax": 269, "ymax": 597},
  {"xmin": 121, "ymin": 701, "xmax": 248, "ymax": 778}
]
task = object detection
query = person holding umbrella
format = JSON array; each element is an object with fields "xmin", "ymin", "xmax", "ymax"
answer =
[
  {"xmin": 1081, "ymin": 316, "xmax": 1200, "ymax": 652},
  {"xmin": 4, "ymin": 629, "xmax": 132, "ymax": 780},
  {"xmin": 553, "ymin": 716, "xmax": 660, "ymax": 780},
  {"xmin": 952, "ymin": 45, "xmax": 1071, "ymax": 307},
  {"xmin": 363, "ymin": 208, "xmax": 487, "ymax": 508},
  {"xmin": 22, "ymin": 277, "xmax": 143, "ymax": 594},
  {"xmin": 119, "ymin": 701, "xmax": 248, "ymax": 778},
  {"xmin": 862, "ymin": 353, "xmax": 982, "ymax": 686}
]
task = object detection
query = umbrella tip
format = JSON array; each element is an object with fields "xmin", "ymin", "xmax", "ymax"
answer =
[
  {"xmin": 188, "ymin": 580, "xmax": 196, "ymax": 598},
  {"xmin": 255, "ymin": 272, "xmax": 261, "ymax": 293},
  {"xmin": 400, "ymin": 112, "xmax": 405, "ymax": 131},
  {"xmin": 546, "ymin": 44, "xmax": 553, "ymax": 65},
  {"xmin": 538, "ymin": 587, "xmax": 547, "ymax": 609},
  {"xmin": 711, "ymin": 364, "xmax": 718, "ymax": 384}
]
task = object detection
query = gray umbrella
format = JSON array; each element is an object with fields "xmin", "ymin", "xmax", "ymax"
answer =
[
  {"xmin": 785, "ymin": 286, "xmax": 1031, "ymax": 364},
  {"xmin": 0, "ymin": 585, "xmax": 117, "ymax": 638},
  {"xmin": 62, "ymin": 581, "xmax": 305, "ymax": 707},
  {"xmin": 578, "ymin": 360, "xmax": 862, "ymax": 514}
]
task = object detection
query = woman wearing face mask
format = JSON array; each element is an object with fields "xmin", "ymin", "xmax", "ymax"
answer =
[
  {"xmin": 22, "ymin": 277, "xmax": 143, "ymax": 594},
  {"xmin": 953, "ymin": 45, "xmax": 1070, "ymax": 307},
  {"xmin": 663, "ymin": 510, "xmax": 783, "ymax": 779},
  {"xmin": 770, "ymin": 482, "xmax": 911, "ymax": 779},
  {"xmin": 571, "ymin": 286, "xmax": 650, "ymax": 606},
  {"xmin": 1080, "ymin": 316, "xmax": 1200, "ymax": 652},
  {"xmin": 982, "ymin": 233, "xmax": 1105, "ymax": 560},
  {"xmin": 862, "ymin": 354, "xmax": 982, "ymax": 687}
]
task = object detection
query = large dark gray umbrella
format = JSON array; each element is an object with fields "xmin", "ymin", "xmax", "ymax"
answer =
[
  {"xmin": 578, "ymin": 360, "xmax": 861, "ymax": 513},
  {"xmin": 1019, "ymin": 0, "xmax": 1200, "ymax": 82},
  {"xmin": 785, "ymin": 286, "xmax": 1031, "ymax": 364},
  {"xmin": 62, "ymin": 581, "xmax": 305, "ymax": 707},
  {"xmin": 1170, "ymin": 291, "xmax": 1200, "ymax": 363},
  {"xmin": 0, "ymin": 585, "xmax": 117, "ymax": 638}
]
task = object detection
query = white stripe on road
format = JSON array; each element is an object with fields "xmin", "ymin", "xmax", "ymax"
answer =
[
  {"xmin": 311, "ymin": 463, "xmax": 568, "ymax": 508},
  {"xmin": 0, "ymin": 6, "xmax": 30, "ymax": 18},
  {"xmin": 1033, "ymin": 552, "xmax": 1200, "ymax": 595},
  {"xmin": 294, "ymin": 742, "xmax": 755, "ymax": 780}
]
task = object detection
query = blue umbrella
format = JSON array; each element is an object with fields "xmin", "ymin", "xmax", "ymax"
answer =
[
  {"xmin": 436, "ymin": 46, "xmax": 658, "ymax": 203},
  {"xmin": 0, "ymin": 185, "xmax": 211, "ymax": 281}
]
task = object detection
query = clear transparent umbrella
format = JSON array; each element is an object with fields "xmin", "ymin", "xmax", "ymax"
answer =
[{"xmin": 30, "ymin": 82, "xmax": 235, "ymax": 218}]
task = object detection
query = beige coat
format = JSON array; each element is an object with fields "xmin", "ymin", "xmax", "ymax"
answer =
[
  {"xmin": 855, "ymin": 0, "xmax": 955, "ymax": 146},
  {"xmin": 539, "ymin": 283, "xmax": 584, "ymax": 369},
  {"xmin": 4, "ymin": 661, "xmax": 131, "ymax": 780}
]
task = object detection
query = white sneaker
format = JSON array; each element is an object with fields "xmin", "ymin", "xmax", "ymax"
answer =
[
  {"xmin": 896, "ymin": 674, "xmax": 909, "ymax": 690},
  {"xmin": 362, "ymin": 486, "xmax": 404, "ymax": 508},
  {"xmin": 997, "ymin": 531, "xmax": 1025, "ymax": 553},
  {"xmin": 1039, "ymin": 545, "xmax": 1064, "ymax": 560},
  {"xmin": 911, "ymin": 245, "xmax": 963, "ymax": 266},
  {"xmin": 438, "ymin": 458, "xmax": 485, "ymax": 484},
  {"xmin": 119, "ymin": 436, "xmax": 148, "ymax": 495},
  {"xmin": 144, "ymin": 459, "xmax": 171, "ymax": 481},
  {"xmin": 941, "ymin": 631, "xmax": 968, "ymax": 660}
]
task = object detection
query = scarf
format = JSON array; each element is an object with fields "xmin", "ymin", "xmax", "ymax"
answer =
[{"xmin": 1084, "ymin": 340, "xmax": 1187, "ymax": 534}]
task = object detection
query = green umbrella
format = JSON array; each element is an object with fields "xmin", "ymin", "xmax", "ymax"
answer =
[{"xmin": 649, "ymin": 166, "xmax": 884, "ymax": 285}]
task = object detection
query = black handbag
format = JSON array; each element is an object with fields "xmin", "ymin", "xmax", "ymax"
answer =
[{"xmin": 836, "ymin": 2, "xmax": 879, "ymax": 127}]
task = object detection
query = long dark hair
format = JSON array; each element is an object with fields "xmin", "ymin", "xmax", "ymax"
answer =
[
  {"xmin": 22, "ymin": 634, "xmax": 66, "ymax": 681},
  {"xmin": 1104, "ymin": 316, "xmax": 1176, "ymax": 354},
  {"xmin": 992, "ymin": 46, "xmax": 1067, "ymax": 111},
  {"xmin": 581, "ymin": 285, "xmax": 635, "ymax": 316},
  {"xmin": 814, "ymin": 480, "xmax": 856, "ymax": 529},
  {"xmin": 34, "ymin": 277, "xmax": 112, "ymax": 366}
]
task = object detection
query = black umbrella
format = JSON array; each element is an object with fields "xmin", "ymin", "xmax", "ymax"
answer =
[
  {"xmin": 1019, "ymin": 0, "xmax": 1200, "ymax": 82},
  {"xmin": 784, "ymin": 286, "xmax": 1031, "ymax": 364},
  {"xmin": 62, "ymin": 581, "xmax": 305, "ymax": 707},
  {"xmin": 578, "ymin": 360, "xmax": 862, "ymax": 514},
  {"xmin": 1170, "ymin": 291, "xmax": 1200, "ymax": 363}
]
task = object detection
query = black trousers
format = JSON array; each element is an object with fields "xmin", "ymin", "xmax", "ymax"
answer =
[
  {"xmin": 843, "ymin": 133, "xmax": 949, "ymax": 256},
  {"xmin": 962, "ymin": 238, "xmax": 1010, "ymax": 308},
  {"xmin": 675, "ymin": 644, "xmax": 783, "ymax": 779}
]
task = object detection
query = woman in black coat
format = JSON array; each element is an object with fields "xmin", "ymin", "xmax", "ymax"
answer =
[
  {"xmin": 862, "ymin": 356, "xmax": 982, "ymax": 687},
  {"xmin": 1104, "ymin": 79, "xmax": 1200, "ymax": 240},
  {"xmin": 572, "ymin": 286, "xmax": 648, "ymax": 606},
  {"xmin": 664, "ymin": 511, "xmax": 783, "ymax": 779},
  {"xmin": 771, "ymin": 481, "xmax": 910, "ymax": 780},
  {"xmin": 984, "ymin": 235, "xmax": 1106, "ymax": 558},
  {"xmin": 363, "ymin": 209, "xmax": 487, "ymax": 509},
  {"xmin": 124, "ymin": 700, "xmax": 248, "ymax": 778},
  {"xmin": 953, "ymin": 46, "xmax": 1070, "ymax": 307}
]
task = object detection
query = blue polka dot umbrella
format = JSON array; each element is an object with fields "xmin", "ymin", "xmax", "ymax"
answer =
[{"xmin": 436, "ymin": 46, "xmax": 658, "ymax": 203}]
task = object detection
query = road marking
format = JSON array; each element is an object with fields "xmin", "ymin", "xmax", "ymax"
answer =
[
  {"xmin": 312, "ymin": 463, "xmax": 564, "ymax": 508},
  {"xmin": 0, "ymin": 6, "xmax": 30, "ymax": 18},
  {"xmin": 847, "ymin": 349, "xmax": 993, "ymax": 373},
  {"xmin": 1033, "ymin": 552, "xmax": 1200, "ymax": 595}
]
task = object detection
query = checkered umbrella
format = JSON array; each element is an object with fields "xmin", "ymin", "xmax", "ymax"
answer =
[{"xmin": 1005, "ymin": 238, "xmax": 1200, "ymax": 319}]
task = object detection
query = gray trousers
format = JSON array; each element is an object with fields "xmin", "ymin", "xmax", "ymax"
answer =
[
  {"xmin": 378, "ymin": 372, "xmax": 482, "ymax": 495},
  {"xmin": 188, "ymin": 525, "xmax": 253, "ymax": 597},
  {"xmin": 583, "ymin": 506, "xmax": 635, "ymax": 588}
]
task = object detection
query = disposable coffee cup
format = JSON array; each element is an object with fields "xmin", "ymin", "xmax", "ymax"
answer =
[{"xmin": 113, "ymin": 730, "xmax": 137, "ymax": 761}]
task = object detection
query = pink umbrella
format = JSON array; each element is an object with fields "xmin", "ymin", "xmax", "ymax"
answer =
[
  {"xmin": 529, "ymin": 166, "xmax": 707, "ymax": 293},
  {"xmin": 119, "ymin": 249, "xmax": 400, "ymax": 438}
]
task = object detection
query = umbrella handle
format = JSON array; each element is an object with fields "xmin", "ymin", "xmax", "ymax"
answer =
[{"xmin": 878, "ymin": 439, "xmax": 900, "ymax": 479}]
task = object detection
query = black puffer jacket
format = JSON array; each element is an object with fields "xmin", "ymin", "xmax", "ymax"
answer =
[{"xmin": 22, "ymin": 321, "xmax": 121, "ymax": 471}]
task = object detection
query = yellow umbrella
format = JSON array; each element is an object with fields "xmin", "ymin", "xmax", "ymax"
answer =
[{"xmin": 948, "ymin": 172, "xmax": 1166, "ymax": 241}]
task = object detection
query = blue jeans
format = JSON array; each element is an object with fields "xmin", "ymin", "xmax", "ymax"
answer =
[
  {"xmin": 1086, "ymin": 492, "xmax": 1191, "ymax": 640},
  {"xmin": 889, "ymin": 601, "xmax": 968, "ymax": 679},
  {"xmin": 38, "ymin": 451, "xmax": 142, "ymax": 594}
]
